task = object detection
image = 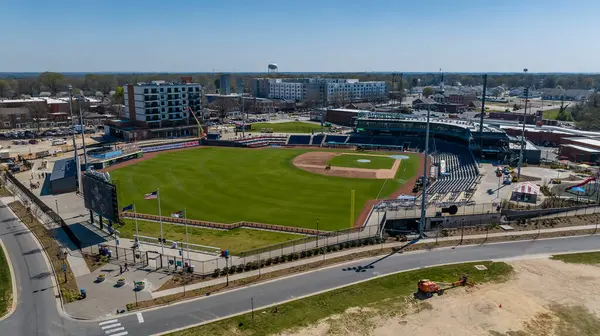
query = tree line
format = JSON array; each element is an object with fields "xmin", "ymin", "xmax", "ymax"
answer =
[{"xmin": 1, "ymin": 72, "xmax": 598, "ymax": 100}]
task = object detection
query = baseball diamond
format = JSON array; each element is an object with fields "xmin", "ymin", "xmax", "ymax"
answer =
[{"xmin": 109, "ymin": 147, "xmax": 421, "ymax": 231}]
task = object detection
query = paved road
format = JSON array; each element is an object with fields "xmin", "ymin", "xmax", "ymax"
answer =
[{"xmin": 3, "ymin": 196, "xmax": 600, "ymax": 335}]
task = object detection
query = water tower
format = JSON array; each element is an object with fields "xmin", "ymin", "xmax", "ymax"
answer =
[{"xmin": 268, "ymin": 63, "xmax": 278, "ymax": 73}]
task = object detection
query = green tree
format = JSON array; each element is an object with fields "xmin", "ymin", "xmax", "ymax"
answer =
[
  {"xmin": 422, "ymin": 87, "xmax": 434, "ymax": 97},
  {"xmin": 38, "ymin": 72, "xmax": 65, "ymax": 94},
  {"xmin": 113, "ymin": 86, "xmax": 125, "ymax": 104},
  {"xmin": 574, "ymin": 93, "xmax": 600, "ymax": 130}
]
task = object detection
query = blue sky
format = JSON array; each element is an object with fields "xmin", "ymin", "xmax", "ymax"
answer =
[{"xmin": 1, "ymin": 0, "xmax": 599, "ymax": 72}]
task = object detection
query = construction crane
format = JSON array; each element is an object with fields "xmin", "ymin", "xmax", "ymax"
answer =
[
  {"xmin": 185, "ymin": 106, "xmax": 204, "ymax": 138},
  {"xmin": 417, "ymin": 275, "xmax": 470, "ymax": 298}
]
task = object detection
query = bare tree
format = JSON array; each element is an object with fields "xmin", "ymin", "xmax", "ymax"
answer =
[
  {"xmin": 209, "ymin": 97, "xmax": 239, "ymax": 120},
  {"xmin": 27, "ymin": 102, "xmax": 49, "ymax": 131},
  {"xmin": 0, "ymin": 79, "xmax": 10, "ymax": 97},
  {"xmin": 38, "ymin": 72, "xmax": 65, "ymax": 95},
  {"xmin": 17, "ymin": 77, "xmax": 39, "ymax": 96}
]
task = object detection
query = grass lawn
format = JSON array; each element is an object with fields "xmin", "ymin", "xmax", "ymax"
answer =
[
  {"xmin": 118, "ymin": 219, "xmax": 301, "ymax": 255},
  {"xmin": 112, "ymin": 147, "xmax": 419, "ymax": 230},
  {"xmin": 542, "ymin": 108, "xmax": 561, "ymax": 120},
  {"xmin": 167, "ymin": 261, "xmax": 513, "ymax": 336},
  {"xmin": 328, "ymin": 154, "xmax": 395, "ymax": 170},
  {"xmin": 249, "ymin": 122, "xmax": 324, "ymax": 134},
  {"xmin": 551, "ymin": 251, "xmax": 600, "ymax": 265},
  {"xmin": 0, "ymin": 244, "xmax": 11, "ymax": 318}
]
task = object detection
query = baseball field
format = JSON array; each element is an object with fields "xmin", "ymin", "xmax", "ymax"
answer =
[{"xmin": 111, "ymin": 147, "xmax": 420, "ymax": 231}]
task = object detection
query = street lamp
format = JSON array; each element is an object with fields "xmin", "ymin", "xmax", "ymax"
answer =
[
  {"xmin": 418, "ymin": 104, "xmax": 431, "ymax": 238},
  {"xmin": 67, "ymin": 85, "xmax": 82, "ymax": 193}
]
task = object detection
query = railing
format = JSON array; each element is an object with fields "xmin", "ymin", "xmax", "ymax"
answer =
[
  {"xmin": 120, "ymin": 212, "xmax": 324, "ymax": 235},
  {"xmin": 4, "ymin": 172, "xmax": 82, "ymax": 249},
  {"xmin": 134, "ymin": 234, "xmax": 221, "ymax": 256}
]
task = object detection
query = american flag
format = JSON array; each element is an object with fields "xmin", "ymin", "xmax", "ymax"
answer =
[
  {"xmin": 171, "ymin": 210, "xmax": 184, "ymax": 218},
  {"xmin": 144, "ymin": 191, "xmax": 158, "ymax": 200}
]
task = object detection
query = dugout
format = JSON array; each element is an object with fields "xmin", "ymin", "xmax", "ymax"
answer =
[{"xmin": 49, "ymin": 157, "xmax": 78, "ymax": 194}]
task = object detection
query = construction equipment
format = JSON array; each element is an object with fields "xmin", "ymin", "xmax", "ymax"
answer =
[{"xmin": 417, "ymin": 275, "xmax": 469, "ymax": 297}]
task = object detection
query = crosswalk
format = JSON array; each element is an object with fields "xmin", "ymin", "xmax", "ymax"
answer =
[{"xmin": 98, "ymin": 319, "xmax": 128, "ymax": 336}]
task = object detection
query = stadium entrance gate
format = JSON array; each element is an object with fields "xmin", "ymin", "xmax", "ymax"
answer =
[{"xmin": 146, "ymin": 251, "xmax": 163, "ymax": 270}]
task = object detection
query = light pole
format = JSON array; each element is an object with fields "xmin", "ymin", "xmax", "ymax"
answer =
[
  {"xmin": 517, "ymin": 68, "xmax": 529, "ymax": 181},
  {"xmin": 78, "ymin": 102, "xmax": 88, "ymax": 170},
  {"xmin": 67, "ymin": 85, "xmax": 81, "ymax": 193},
  {"xmin": 418, "ymin": 103, "xmax": 431, "ymax": 238}
]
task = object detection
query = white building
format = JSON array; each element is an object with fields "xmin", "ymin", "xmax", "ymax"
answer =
[
  {"xmin": 123, "ymin": 80, "xmax": 202, "ymax": 127},
  {"xmin": 266, "ymin": 78, "xmax": 388, "ymax": 104}
]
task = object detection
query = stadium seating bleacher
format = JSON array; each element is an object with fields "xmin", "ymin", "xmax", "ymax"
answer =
[{"xmin": 287, "ymin": 135, "xmax": 311, "ymax": 145}]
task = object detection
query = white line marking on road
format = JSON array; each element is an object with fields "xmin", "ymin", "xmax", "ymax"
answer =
[
  {"xmin": 101, "ymin": 323, "xmax": 121, "ymax": 330},
  {"xmin": 109, "ymin": 332, "xmax": 128, "ymax": 336},
  {"xmin": 99, "ymin": 319, "xmax": 118, "ymax": 326},
  {"xmin": 105, "ymin": 327, "xmax": 125, "ymax": 334},
  {"xmin": 137, "ymin": 312, "xmax": 144, "ymax": 323}
]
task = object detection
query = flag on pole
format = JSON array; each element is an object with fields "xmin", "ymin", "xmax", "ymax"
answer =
[
  {"xmin": 144, "ymin": 191, "xmax": 158, "ymax": 200},
  {"xmin": 171, "ymin": 210, "xmax": 184, "ymax": 218},
  {"xmin": 122, "ymin": 204, "xmax": 134, "ymax": 212}
]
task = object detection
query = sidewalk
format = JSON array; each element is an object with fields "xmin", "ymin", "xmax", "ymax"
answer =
[{"xmin": 151, "ymin": 223, "xmax": 600, "ymax": 299}]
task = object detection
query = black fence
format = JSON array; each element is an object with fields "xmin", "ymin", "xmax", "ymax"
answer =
[{"xmin": 5, "ymin": 172, "xmax": 82, "ymax": 249}]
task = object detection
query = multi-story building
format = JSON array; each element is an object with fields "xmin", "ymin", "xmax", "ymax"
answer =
[
  {"xmin": 0, "ymin": 98, "xmax": 49, "ymax": 129},
  {"xmin": 261, "ymin": 78, "xmax": 388, "ymax": 104},
  {"xmin": 220, "ymin": 74, "xmax": 231, "ymax": 95},
  {"xmin": 120, "ymin": 80, "xmax": 202, "ymax": 139}
]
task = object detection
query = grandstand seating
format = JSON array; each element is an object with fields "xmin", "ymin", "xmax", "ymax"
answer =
[
  {"xmin": 346, "ymin": 136, "xmax": 373, "ymax": 145},
  {"xmin": 324, "ymin": 135, "xmax": 349, "ymax": 143},
  {"xmin": 311, "ymin": 134, "xmax": 324, "ymax": 146},
  {"xmin": 286, "ymin": 135, "xmax": 311, "ymax": 145},
  {"xmin": 234, "ymin": 135, "xmax": 288, "ymax": 148},
  {"xmin": 424, "ymin": 139, "xmax": 480, "ymax": 203}
]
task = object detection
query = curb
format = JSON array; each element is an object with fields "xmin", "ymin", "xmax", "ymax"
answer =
[{"xmin": 0, "ymin": 239, "xmax": 17, "ymax": 321}]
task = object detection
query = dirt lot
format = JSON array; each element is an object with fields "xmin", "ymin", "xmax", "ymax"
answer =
[{"xmin": 282, "ymin": 258, "xmax": 600, "ymax": 336}]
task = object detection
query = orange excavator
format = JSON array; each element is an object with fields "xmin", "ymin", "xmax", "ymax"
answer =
[{"xmin": 417, "ymin": 275, "xmax": 470, "ymax": 298}]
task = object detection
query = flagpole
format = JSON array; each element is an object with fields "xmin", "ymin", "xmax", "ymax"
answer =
[
  {"xmin": 184, "ymin": 208, "xmax": 190, "ymax": 264},
  {"xmin": 158, "ymin": 188, "xmax": 164, "ymax": 255},
  {"xmin": 134, "ymin": 204, "xmax": 139, "ymax": 242}
]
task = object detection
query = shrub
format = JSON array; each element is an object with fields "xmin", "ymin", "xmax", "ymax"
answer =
[
  {"xmin": 326, "ymin": 246, "xmax": 332, "ymax": 252},
  {"xmin": 272, "ymin": 257, "xmax": 279, "ymax": 264},
  {"xmin": 293, "ymin": 253, "xmax": 299, "ymax": 260},
  {"xmin": 265, "ymin": 258, "xmax": 273, "ymax": 266},
  {"xmin": 332, "ymin": 245, "xmax": 340, "ymax": 252},
  {"xmin": 306, "ymin": 250, "xmax": 313, "ymax": 257},
  {"xmin": 212, "ymin": 268, "xmax": 220, "ymax": 277},
  {"xmin": 221, "ymin": 267, "xmax": 229, "ymax": 276},
  {"xmin": 236, "ymin": 265, "xmax": 244, "ymax": 273},
  {"xmin": 244, "ymin": 263, "xmax": 253, "ymax": 271},
  {"xmin": 313, "ymin": 248, "xmax": 321, "ymax": 255},
  {"xmin": 259, "ymin": 260, "xmax": 265, "ymax": 268},
  {"xmin": 279, "ymin": 255, "xmax": 286, "ymax": 263},
  {"xmin": 300, "ymin": 251, "xmax": 306, "ymax": 258},
  {"xmin": 251, "ymin": 262, "xmax": 259, "ymax": 270},
  {"xmin": 228, "ymin": 266, "xmax": 236, "ymax": 274},
  {"xmin": 287, "ymin": 253, "xmax": 295, "ymax": 262},
  {"xmin": 350, "ymin": 240, "xmax": 357, "ymax": 248}
]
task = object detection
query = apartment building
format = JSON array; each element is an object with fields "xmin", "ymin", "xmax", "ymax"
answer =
[
  {"xmin": 123, "ymin": 80, "xmax": 202, "ymax": 128},
  {"xmin": 259, "ymin": 78, "xmax": 388, "ymax": 104}
]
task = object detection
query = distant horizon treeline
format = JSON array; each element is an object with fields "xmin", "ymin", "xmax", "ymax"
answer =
[{"xmin": 0, "ymin": 72, "xmax": 599, "ymax": 99}]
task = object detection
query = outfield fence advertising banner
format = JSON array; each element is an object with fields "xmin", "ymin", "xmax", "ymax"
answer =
[{"xmin": 141, "ymin": 140, "xmax": 199, "ymax": 153}]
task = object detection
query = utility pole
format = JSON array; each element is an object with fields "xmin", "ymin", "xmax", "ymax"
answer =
[
  {"xmin": 419, "ymin": 104, "xmax": 431, "ymax": 238},
  {"xmin": 517, "ymin": 68, "xmax": 529, "ymax": 181}
]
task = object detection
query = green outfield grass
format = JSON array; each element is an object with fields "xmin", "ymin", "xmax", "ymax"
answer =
[
  {"xmin": 249, "ymin": 122, "xmax": 324, "ymax": 133},
  {"xmin": 328, "ymin": 154, "xmax": 395, "ymax": 170},
  {"xmin": 111, "ymin": 147, "xmax": 419, "ymax": 230},
  {"xmin": 118, "ymin": 219, "xmax": 300, "ymax": 254}
]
